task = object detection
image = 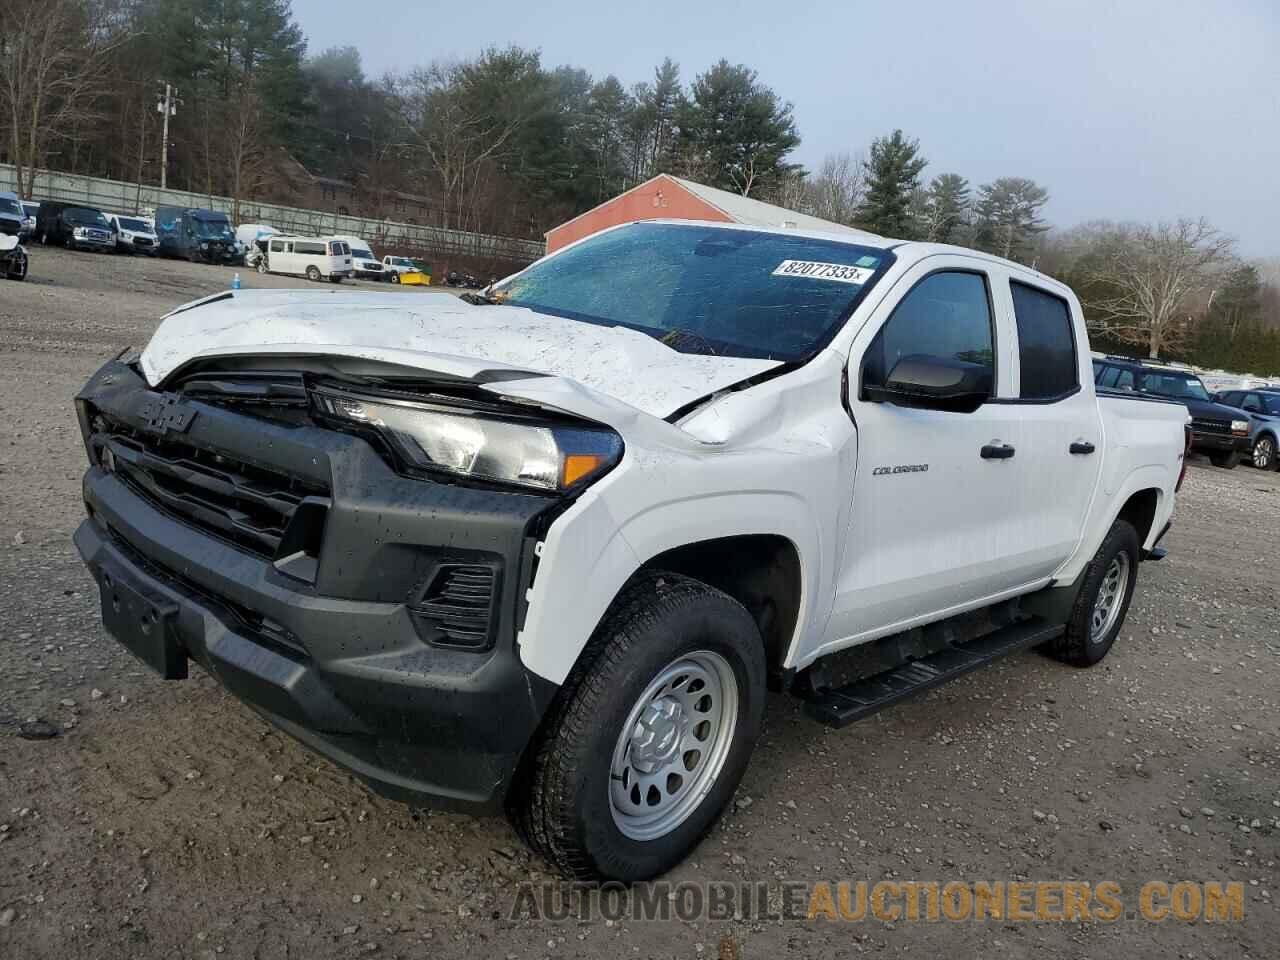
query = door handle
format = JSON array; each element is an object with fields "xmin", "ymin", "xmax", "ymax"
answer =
[
  {"xmin": 1069, "ymin": 441, "xmax": 1096, "ymax": 455},
  {"xmin": 980, "ymin": 442, "xmax": 1016, "ymax": 460}
]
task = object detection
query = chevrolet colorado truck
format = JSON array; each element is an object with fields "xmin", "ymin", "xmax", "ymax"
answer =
[{"xmin": 73, "ymin": 221, "xmax": 1188, "ymax": 881}]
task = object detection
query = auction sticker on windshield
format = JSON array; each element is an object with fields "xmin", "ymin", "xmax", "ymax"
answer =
[{"xmin": 772, "ymin": 260, "xmax": 875, "ymax": 284}]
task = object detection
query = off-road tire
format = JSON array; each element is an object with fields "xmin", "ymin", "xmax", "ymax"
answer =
[
  {"xmin": 509, "ymin": 571, "xmax": 767, "ymax": 881},
  {"xmin": 1046, "ymin": 519, "xmax": 1140, "ymax": 667},
  {"xmin": 1209, "ymin": 450, "xmax": 1240, "ymax": 469}
]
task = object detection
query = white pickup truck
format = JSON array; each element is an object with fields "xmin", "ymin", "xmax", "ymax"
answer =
[{"xmin": 73, "ymin": 221, "xmax": 1187, "ymax": 882}]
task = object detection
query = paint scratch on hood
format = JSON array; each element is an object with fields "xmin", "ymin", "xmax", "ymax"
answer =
[{"xmin": 140, "ymin": 289, "xmax": 779, "ymax": 420}]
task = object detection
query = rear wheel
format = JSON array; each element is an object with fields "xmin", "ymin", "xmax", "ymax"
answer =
[
  {"xmin": 305, "ymin": 265, "xmax": 321, "ymax": 282},
  {"xmin": 1252, "ymin": 434, "xmax": 1276, "ymax": 470},
  {"xmin": 510, "ymin": 572, "xmax": 766, "ymax": 881},
  {"xmin": 390, "ymin": 272, "xmax": 400, "ymax": 283},
  {"xmin": 1046, "ymin": 520, "xmax": 1139, "ymax": 667},
  {"xmin": 1209, "ymin": 450, "xmax": 1240, "ymax": 469}
]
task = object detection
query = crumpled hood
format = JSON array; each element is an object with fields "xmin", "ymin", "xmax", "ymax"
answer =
[{"xmin": 140, "ymin": 289, "xmax": 779, "ymax": 420}]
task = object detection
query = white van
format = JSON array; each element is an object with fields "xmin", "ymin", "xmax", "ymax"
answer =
[
  {"xmin": 258, "ymin": 236, "xmax": 352, "ymax": 282},
  {"xmin": 328, "ymin": 235, "xmax": 384, "ymax": 280},
  {"xmin": 107, "ymin": 214, "xmax": 159, "ymax": 255}
]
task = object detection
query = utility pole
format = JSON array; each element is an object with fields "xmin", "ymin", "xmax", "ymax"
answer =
[{"xmin": 157, "ymin": 84, "xmax": 176, "ymax": 190}]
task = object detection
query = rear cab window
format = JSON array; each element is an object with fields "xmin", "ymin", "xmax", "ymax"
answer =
[{"xmin": 1010, "ymin": 281, "xmax": 1078, "ymax": 400}]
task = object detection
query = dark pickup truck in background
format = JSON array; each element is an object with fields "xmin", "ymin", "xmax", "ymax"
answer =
[{"xmin": 1092, "ymin": 356, "xmax": 1252, "ymax": 468}]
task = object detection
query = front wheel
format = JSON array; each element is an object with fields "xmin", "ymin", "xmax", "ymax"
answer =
[
  {"xmin": 390, "ymin": 272, "xmax": 400, "ymax": 283},
  {"xmin": 6, "ymin": 250, "xmax": 28, "ymax": 281},
  {"xmin": 1252, "ymin": 435, "xmax": 1276, "ymax": 471},
  {"xmin": 1209, "ymin": 450, "xmax": 1240, "ymax": 469},
  {"xmin": 1046, "ymin": 519, "xmax": 1139, "ymax": 667},
  {"xmin": 510, "ymin": 572, "xmax": 766, "ymax": 881}
]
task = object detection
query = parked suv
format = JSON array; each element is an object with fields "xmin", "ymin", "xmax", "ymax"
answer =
[
  {"xmin": 0, "ymin": 191, "xmax": 26, "ymax": 239},
  {"xmin": 1092, "ymin": 356, "xmax": 1251, "ymax": 468},
  {"xmin": 1213, "ymin": 388, "xmax": 1280, "ymax": 470}
]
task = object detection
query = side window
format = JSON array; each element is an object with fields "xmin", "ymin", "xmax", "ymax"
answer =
[
  {"xmin": 1092, "ymin": 360, "xmax": 1105, "ymax": 383},
  {"xmin": 1097, "ymin": 366, "xmax": 1118, "ymax": 388},
  {"xmin": 269, "ymin": 239, "xmax": 284, "ymax": 253},
  {"xmin": 1114, "ymin": 369, "xmax": 1135, "ymax": 391},
  {"xmin": 1010, "ymin": 281, "xmax": 1078, "ymax": 400},
  {"xmin": 862, "ymin": 271, "xmax": 995, "ymax": 396},
  {"xmin": 1242, "ymin": 394, "xmax": 1262, "ymax": 412}
]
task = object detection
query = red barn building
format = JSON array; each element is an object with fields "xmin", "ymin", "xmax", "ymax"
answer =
[{"xmin": 544, "ymin": 173, "xmax": 875, "ymax": 253}]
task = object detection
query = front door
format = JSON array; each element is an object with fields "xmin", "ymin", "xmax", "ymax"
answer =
[{"xmin": 825, "ymin": 260, "xmax": 1034, "ymax": 647}]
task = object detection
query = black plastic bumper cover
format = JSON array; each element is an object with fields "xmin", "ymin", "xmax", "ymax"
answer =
[
  {"xmin": 1190, "ymin": 431, "xmax": 1250, "ymax": 454},
  {"xmin": 74, "ymin": 361, "xmax": 561, "ymax": 812}
]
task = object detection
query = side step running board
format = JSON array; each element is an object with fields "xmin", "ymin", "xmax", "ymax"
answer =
[{"xmin": 802, "ymin": 617, "xmax": 1065, "ymax": 728}]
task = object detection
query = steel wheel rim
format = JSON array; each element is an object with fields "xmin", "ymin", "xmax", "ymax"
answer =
[
  {"xmin": 1090, "ymin": 552, "xmax": 1130, "ymax": 643},
  {"xmin": 609, "ymin": 650, "xmax": 739, "ymax": 841},
  {"xmin": 1255, "ymin": 438, "xmax": 1274, "ymax": 469}
]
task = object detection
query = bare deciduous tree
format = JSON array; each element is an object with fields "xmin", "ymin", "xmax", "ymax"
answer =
[
  {"xmin": 0, "ymin": 0, "xmax": 124, "ymax": 198},
  {"xmin": 224, "ymin": 84, "xmax": 271, "ymax": 224},
  {"xmin": 1085, "ymin": 218, "xmax": 1236, "ymax": 358},
  {"xmin": 806, "ymin": 151, "xmax": 864, "ymax": 225},
  {"xmin": 399, "ymin": 59, "xmax": 527, "ymax": 233}
]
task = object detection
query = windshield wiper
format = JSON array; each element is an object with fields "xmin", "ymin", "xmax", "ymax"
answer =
[{"xmin": 659, "ymin": 328, "xmax": 718, "ymax": 356}]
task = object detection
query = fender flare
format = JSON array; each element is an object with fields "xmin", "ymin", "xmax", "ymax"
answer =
[
  {"xmin": 516, "ymin": 490, "xmax": 822, "ymax": 686},
  {"xmin": 1053, "ymin": 465, "xmax": 1170, "ymax": 586}
]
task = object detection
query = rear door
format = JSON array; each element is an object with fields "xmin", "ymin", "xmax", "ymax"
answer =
[
  {"xmin": 827, "ymin": 257, "xmax": 1034, "ymax": 645},
  {"xmin": 996, "ymin": 273, "xmax": 1103, "ymax": 576}
]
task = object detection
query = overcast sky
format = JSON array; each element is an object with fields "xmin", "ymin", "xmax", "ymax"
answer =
[{"xmin": 292, "ymin": 0, "xmax": 1279, "ymax": 255}]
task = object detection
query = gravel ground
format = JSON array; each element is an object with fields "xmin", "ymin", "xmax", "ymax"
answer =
[{"xmin": 1, "ymin": 247, "xmax": 1278, "ymax": 959}]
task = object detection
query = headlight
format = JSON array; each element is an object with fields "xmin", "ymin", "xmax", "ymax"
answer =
[
  {"xmin": 313, "ymin": 390, "xmax": 622, "ymax": 492},
  {"xmin": 73, "ymin": 227, "xmax": 87, "ymax": 237},
  {"xmin": 1231, "ymin": 420, "xmax": 1249, "ymax": 435},
  {"xmin": 200, "ymin": 241, "xmax": 209, "ymax": 249}
]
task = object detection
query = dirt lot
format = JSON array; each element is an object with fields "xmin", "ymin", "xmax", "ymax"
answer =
[{"xmin": 1, "ymin": 247, "xmax": 1277, "ymax": 959}]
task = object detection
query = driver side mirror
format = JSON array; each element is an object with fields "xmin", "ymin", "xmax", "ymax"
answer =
[{"xmin": 863, "ymin": 354, "xmax": 992, "ymax": 413}]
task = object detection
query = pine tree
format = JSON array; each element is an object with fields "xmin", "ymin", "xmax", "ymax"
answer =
[
  {"xmin": 675, "ymin": 60, "xmax": 800, "ymax": 196},
  {"xmin": 972, "ymin": 177, "xmax": 1050, "ymax": 262},
  {"xmin": 855, "ymin": 130, "xmax": 927, "ymax": 238},
  {"xmin": 921, "ymin": 173, "xmax": 970, "ymax": 243}
]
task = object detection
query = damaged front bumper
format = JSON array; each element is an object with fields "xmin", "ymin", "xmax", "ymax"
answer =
[{"xmin": 73, "ymin": 360, "xmax": 560, "ymax": 811}]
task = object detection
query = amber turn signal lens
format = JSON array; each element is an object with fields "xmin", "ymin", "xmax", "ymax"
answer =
[{"xmin": 562, "ymin": 453, "xmax": 604, "ymax": 487}]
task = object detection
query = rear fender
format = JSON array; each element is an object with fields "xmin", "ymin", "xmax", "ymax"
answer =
[{"xmin": 1053, "ymin": 465, "xmax": 1171, "ymax": 585}]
